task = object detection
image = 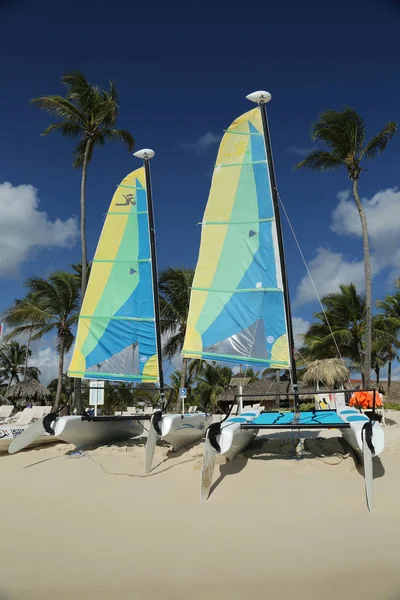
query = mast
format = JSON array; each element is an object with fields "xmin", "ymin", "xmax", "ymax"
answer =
[
  {"xmin": 133, "ymin": 149, "xmax": 165, "ymax": 406},
  {"xmin": 246, "ymin": 91, "xmax": 299, "ymax": 410}
]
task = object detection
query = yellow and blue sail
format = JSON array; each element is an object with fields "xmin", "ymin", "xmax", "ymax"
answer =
[
  {"xmin": 68, "ymin": 167, "xmax": 159, "ymax": 382},
  {"xmin": 182, "ymin": 108, "xmax": 289, "ymax": 369}
]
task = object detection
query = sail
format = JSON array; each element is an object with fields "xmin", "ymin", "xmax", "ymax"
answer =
[
  {"xmin": 182, "ymin": 108, "xmax": 289, "ymax": 369},
  {"xmin": 68, "ymin": 167, "xmax": 159, "ymax": 383}
]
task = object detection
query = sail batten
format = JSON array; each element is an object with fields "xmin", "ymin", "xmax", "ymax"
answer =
[
  {"xmin": 68, "ymin": 166, "xmax": 159, "ymax": 383},
  {"xmin": 182, "ymin": 107, "xmax": 289, "ymax": 369}
]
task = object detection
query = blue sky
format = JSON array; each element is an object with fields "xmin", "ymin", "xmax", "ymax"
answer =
[{"xmin": 1, "ymin": 0, "xmax": 399, "ymax": 382}]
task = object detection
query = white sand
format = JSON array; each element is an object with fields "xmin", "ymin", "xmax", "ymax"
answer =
[{"xmin": 2, "ymin": 417, "xmax": 400, "ymax": 600}]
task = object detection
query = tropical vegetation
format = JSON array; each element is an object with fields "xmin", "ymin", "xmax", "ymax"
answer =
[
  {"xmin": 32, "ymin": 72, "xmax": 134, "ymax": 295},
  {"xmin": 2, "ymin": 271, "xmax": 80, "ymax": 411},
  {"xmin": 295, "ymin": 107, "xmax": 397, "ymax": 386}
]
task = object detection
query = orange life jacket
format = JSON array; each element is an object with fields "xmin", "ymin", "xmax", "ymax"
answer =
[{"xmin": 349, "ymin": 390, "xmax": 383, "ymax": 409}]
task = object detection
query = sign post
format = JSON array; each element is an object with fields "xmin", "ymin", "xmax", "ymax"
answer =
[
  {"xmin": 179, "ymin": 387, "xmax": 187, "ymax": 415},
  {"xmin": 89, "ymin": 380, "xmax": 105, "ymax": 416}
]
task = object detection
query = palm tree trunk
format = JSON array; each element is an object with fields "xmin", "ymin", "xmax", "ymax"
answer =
[
  {"xmin": 53, "ymin": 338, "xmax": 65, "ymax": 413},
  {"xmin": 388, "ymin": 361, "xmax": 392, "ymax": 398},
  {"xmin": 6, "ymin": 375, "xmax": 14, "ymax": 396},
  {"xmin": 375, "ymin": 367, "xmax": 380, "ymax": 384},
  {"xmin": 74, "ymin": 378, "xmax": 83, "ymax": 415},
  {"xmin": 23, "ymin": 328, "xmax": 32, "ymax": 382},
  {"xmin": 74, "ymin": 139, "xmax": 92, "ymax": 416},
  {"xmin": 353, "ymin": 179, "xmax": 372, "ymax": 388},
  {"xmin": 80, "ymin": 139, "xmax": 92, "ymax": 296},
  {"xmin": 176, "ymin": 357, "xmax": 188, "ymax": 413}
]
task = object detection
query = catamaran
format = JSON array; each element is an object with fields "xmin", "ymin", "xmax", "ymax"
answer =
[
  {"xmin": 10, "ymin": 150, "xmax": 211, "ymax": 458},
  {"xmin": 181, "ymin": 91, "xmax": 384, "ymax": 510}
]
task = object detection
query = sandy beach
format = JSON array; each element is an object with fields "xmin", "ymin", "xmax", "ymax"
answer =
[{"xmin": 2, "ymin": 414, "xmax": 400, "ymax": 600}]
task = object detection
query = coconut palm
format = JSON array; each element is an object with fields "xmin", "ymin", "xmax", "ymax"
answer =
[
  {"xmin": 159, "ymin": 267, "xmax": 194, "ymax": 412},
  {"xmin": 302, "ymin": 284, "xmax": 366, "ymax": 376},
  {"xmin": 0, "ymin": 341, "xmax": 40, "ymax": 396},
  {"xmin": 295, "ymin": 108, "xmax": 397, "ymax": 386},
  {"xmin": 374, "ymin": 293, "xmax": 400, "ymax": 395},
  {"xmin": 3, "ymin": 292, "xmax": 40, "ymax": 382},
  {"xmin": 32, "ymin": 72, "xmax": 134, "ymax": 295},
  {"xmin": 4, "ymin": 271, "xmax": 80, "ymax": 412},
  {"xmin": 196, "ymin": 363, "xmax": 232, "ymax": 411}
]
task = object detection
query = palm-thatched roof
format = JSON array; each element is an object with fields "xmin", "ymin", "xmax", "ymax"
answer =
[
  {"xmin": 6, "ymin": 380, "xmax": 51, "ymax": 402},
  {"xmin": 302, "ymin": 359, "xmax": 349, "ymax": 388}
]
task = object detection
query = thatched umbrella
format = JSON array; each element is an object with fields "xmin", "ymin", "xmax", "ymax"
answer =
[
  {"xmin": 6, "ymin": 380, "xmax": 51, "ymax": 406},
  {"xmin": 302, "ymin": 358, "xmax": 349, "ymax": 389}
]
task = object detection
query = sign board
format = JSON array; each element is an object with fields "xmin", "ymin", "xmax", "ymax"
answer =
[
  {"xmin": 89, "ymin": 380, "xmax": 105, "ymax": 406},
  {"xmin": 179, "ymin": 388, "xmax": 187, "ymax": 399}
]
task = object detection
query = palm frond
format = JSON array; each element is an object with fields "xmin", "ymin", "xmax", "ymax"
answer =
[
  {"xmin": 162, "ymin": 332, "xmax": 184, "ymax": 360},
  {"xmin": 73, "ymin": 137, "xmax": 94, "ymax": 168},
  {"xmin": 31, "ymin": 95, "xmax": 85, "ymax": 126},
  {"xmin": 361, "ymin": 122, "xmax": 397, "ymax": 160},
  {"xmin": 312, "ymin": 108, "xmax": 365, "ymax": 156},
  {"xmin": 294, "ymin": 150, "xmax": 344, "ymax": 171},
  {"xmin": 103, "ymin": 128, "xmax": 135, "ymax": 151},
  {"xmin": 41, "ymin": 123, "xmax": 82, "ymax": 137}
]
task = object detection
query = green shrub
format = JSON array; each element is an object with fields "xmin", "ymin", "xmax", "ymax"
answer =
[{"xmin": 383, "ymin": 402, "xmax": 400, "ymax": 411}]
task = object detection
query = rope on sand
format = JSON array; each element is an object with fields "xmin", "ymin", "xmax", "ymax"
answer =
[{"xmin": 84, "ymin": 451, "xmax": 200, "ymax": 478}]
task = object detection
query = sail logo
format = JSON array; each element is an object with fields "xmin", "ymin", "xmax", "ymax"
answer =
[
  {"xmin": 116, "ymin": 193, "xmax": 136, "ymax": 206},
  {"xmin": 140, "ymin": 356, "xmax": 147, "ymax": 363},
  {"xmin": 267, "ymin": 336, "xmax": 275, "ymax": 344}
]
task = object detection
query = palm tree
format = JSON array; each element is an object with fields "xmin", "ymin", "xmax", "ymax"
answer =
[
  {"xmin": 159, "ymin": 267, "xmax": 194, "ymax": 412},
  {"xmin": 3, "ymin": 292, "xmax": 40, "ymax": 382},
  {"xmin": 302, "ymin": 284, "xmax": 366, "ymax": 378},
  {"xmin": 0, "ymin": 341, "xmax": 40, "ymax": 396},
  {"xmin": 168, "ymin": 368, "xmax": 196, "ymax": 409},
  {"xmin": 4, "ymin": 271, "xmax": 80, "ymax": 412},
  {"xmin": 376, "ymin": 289, "xmax": 400, "ymax": 395},
  {"xmin": 295, "ymin": 108, "xmax": 397, "ymax": 386},
  {"xmin": 196, "ymin": 363, "xmax": 232, "ymax": 411},
  {"xmin": 32, "ymin": 72, "xmax": 134, "ymax": 296}
]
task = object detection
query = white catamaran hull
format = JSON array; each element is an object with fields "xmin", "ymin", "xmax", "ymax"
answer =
[
  {"xmin": 216, "ymin": 409, "xmax": 261, "ymax": 460},
  {"xmin": 160, "ymin": 413, "xmax": 213, "ymax": 451},
  {"xmin": 52, "ymin": 415, "xmax": 144, "ymax": 449},
  {"xmin": 0, "ymin": 425, "xmax": 56, "ymax": 452},
  {"xmin": 337, "ymin": 408, "xmax": 384, "ymax": 458}
]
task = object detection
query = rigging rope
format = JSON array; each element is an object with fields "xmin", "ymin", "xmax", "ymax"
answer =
[{"xmin": 277, "ymin": 191, "xmax": 352, "ymax": 386}]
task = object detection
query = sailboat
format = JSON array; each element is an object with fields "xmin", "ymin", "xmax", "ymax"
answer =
[
  {"xmin": 9, "ymin": 151, "xmax": 160, "ymax": 453},
  {"xmin": 182, "ymin": 91, "xmax": 384, "ymax": 510},
  {"xmin": 10, "ymin": 149, "xmax": 211, "ymax": 457}
]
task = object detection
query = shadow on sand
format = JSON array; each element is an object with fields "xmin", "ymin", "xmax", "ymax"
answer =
[{"xmin": 207, "ymin": 431, "xmax": 385, "ymax": 499}]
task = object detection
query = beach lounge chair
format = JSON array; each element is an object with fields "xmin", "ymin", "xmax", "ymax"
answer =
[
  {"xmin": 13, "ymin": 408, "xmax": 35, "ymax": 426},
  {"xmin": 126, "ymin": 407, "xmax": 137, "ymax": 415},
  {"xmin": 33, "ymin": 406, "xmax": 46, "ymax": 419},
  {"xmin": 144, "ymin": 407, "xmax": 153, "ymax": 415},
  {"xmin": 229, "ymin": 404, "xmax": 239, "ymax": 416},
  {"xmin": 0, "ymin": 405, "xmax": 13, "ymax": 420},
  {"xmin": 43, "ymin": 406, "xmax": 52, "ymax": 415}
]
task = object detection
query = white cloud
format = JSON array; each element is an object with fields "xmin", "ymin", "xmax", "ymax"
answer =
[
  {"xmin": 0, "ymin": 182, "xmax": 78, "ymax": 276},
  {"xmin": 295, "ymin": 247, "xmax": 365, "ymax": 306},
  {"xmin": 30, "ymin": 345, "xmax": 73, "ymax": 386},
  {"xmin": 286, "ymin": 144, "xmax": 314, "ymax": 157},
  {"xmin": 295, "ymin": 187, "xmax": 400, "ymax": 306},
  {"xmin": 331, "ymin": 187, "xmax": 400, "ymax": 273},
  {"xmin": 292, "ymin": 316, "xmax": 310, "ymax": 347},
  {"xmin": 182, "ymin": 132, "xmax": 221, "ymax": 154}
]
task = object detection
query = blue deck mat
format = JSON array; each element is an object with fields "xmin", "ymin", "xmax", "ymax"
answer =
[{"xmin": 252, "ymin": 411, "xmax": 347, "ymax": 426}]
